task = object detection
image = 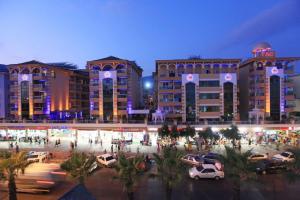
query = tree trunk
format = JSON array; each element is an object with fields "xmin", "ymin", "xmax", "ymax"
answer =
[
  {"xmin": 8, "ymin": 173, "xmax": 17, "ymax": 200},
  {"xmin": 233, "ymin": 178, "xmax": 240, "ymax": 200},
  {"xmin": 79, "ymin": 176, "xmax": 85, "ymax": 186},
  {"xmin": 166, "ymin": 185, "xmax": 172, "ymax": 200},
  {"xmin": 127, "ymin": 192, "xmax": 134, "ymax": 200}
]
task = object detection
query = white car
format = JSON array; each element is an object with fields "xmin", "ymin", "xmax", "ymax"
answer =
[
  {"xmin": 97, "ymin": 154, "xmax": 117, "ymax": 167},
  {"xmin": 189, "ymin": 164, "xmax": 224, "ymax": 180},
  {"xmin": 27, "ymin": 152, "xmax": 48, "ymax": 163},
  {"xmin": 272, "ymin": 151, "xmax": 295, "ymax": 162},
  {"xmin": 248, "ymin": 153, "xmax": 268, "ymax": 162}
]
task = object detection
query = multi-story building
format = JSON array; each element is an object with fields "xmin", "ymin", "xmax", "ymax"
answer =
[
  {"xmin": 290, "ymin": 74, "xmax": 300, "ymax": 112},
  {"xmin": 87, "ymin": 56, "xmax": 143, "ymax": 122},
  {"xmin": 0, "ymin": 65, "xmax": 9, "ymax": 119},
  {"xmin": 8, "ymin": 60, "xmax": 89, "ymax": 120},
  {"xmin": 239, "ymin": 42, "xmax": 300, "ymax": 121},
  {"xmin": 155, "ymin": 58, "xmax": 240, "ymax": 123}
]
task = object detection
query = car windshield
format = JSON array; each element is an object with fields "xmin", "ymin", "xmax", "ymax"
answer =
[
  {"xmin": 194, "ymin": 156, "xmax": 201, "ymax": 161},
  {"xmin": 106, "ymin": 156, "xmax": 114, "ymax": 161},
  {"xmin": 281, "ymin": 152, "xmax": 290, "ymax": 157},
  {"xmin": 28, "ymin": 155, "xmax": 38, "ymax": 158},
  {"xmin": 196, "ymin": 166, "xmax": 204, "ymax": 171}
]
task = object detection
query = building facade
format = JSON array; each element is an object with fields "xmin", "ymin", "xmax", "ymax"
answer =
[
  {"xmin": 87, "ymin": 56, "xmax": 143, "ymax": 122},
  {"xmin": 0, "ymin": 65, "xmax": 9, "ymax": 119},
  {"xmin": 239, "ymin": 42, "xmax": 300, "ymax": 121},
  {"xmin": 8, "ymin": 61, "xmax": 89, "ymax": 120},
  {"xmin": 155, "ymin": 58, "xmax": 240, "ymax": 123},
  {"xmin": 288, "ymin": 74, "xmax": 300, "ymax": 113}
]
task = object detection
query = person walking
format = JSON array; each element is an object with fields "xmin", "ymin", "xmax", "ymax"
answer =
[
  {"xmin": 111, "ymin": 145, "xmax": 113, "ymax": 153},
  {"xmin": 15, "ymin": 144, "xmax": 19, "ymax": 153}
]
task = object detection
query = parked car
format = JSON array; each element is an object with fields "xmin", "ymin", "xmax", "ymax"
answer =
[
  {"xmin": 97, "ymin": 154, "xmax": 117, "ymax": 167},
  {"xmin": 189, "ymin": 164, "xmax": 224, "ymax": 180},
  {"xmin": 27, "ymin": 151, "xmax": 48, "ymax": 163},
  {"xmin": 202, "ymin": 153, "xmax": 222, "ymax": 162},
  {"xmin": 272, "ymin": 151, "xmax": 295, "ymax": 163},
  {"xmin": 181, "ymin": 154, "xmax": 202, "ymax": 166},
  {"xmin": 256, "ymin": 160, "xmax": 288, "ymax": 175},
  {"xmin": 201, "ymin": 153, "xmax": 223, "ymax": 170},
  {"xmin": 248, "ymin": 153, "xmax": 268, "ymax": 162}
]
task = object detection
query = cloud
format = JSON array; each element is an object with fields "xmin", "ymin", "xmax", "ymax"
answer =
[{"xmin": 219, "ymin": 0, "xmax": 300, "ymax": 50}]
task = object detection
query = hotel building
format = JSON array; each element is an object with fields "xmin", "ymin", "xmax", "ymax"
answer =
[
  {"xmin": 155, "ymin": 58, "xmax": 240, "ymax": 123},
  {"xmin": 239, "ymin": 42, "xmax": 300, "ymax": 121},
  {"xmin": 0, "ymin": 65, "xmax": 9, "ymax": 119},
  {"xmin": 87, "ymin": 56, "xmax": 143, "ymax": 122},
  {"xmin": 8, "ymin": 61, "xmax": 89, "ymax": 120}
]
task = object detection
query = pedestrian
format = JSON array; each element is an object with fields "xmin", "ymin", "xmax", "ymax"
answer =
[
  {"xmin": 15, "ymin": 144, "xmax": 19, "ymax": 153},
  {"xmin": 118, "ymin": 144, "xmax": 120, "ymax": 152},
  {"xmin": 58, "ymin": 138, "xmax": 61, "ymax": 145},
  {"xmin": 111, "ymin": 145, "xmax": 113, "ymax": 153}
]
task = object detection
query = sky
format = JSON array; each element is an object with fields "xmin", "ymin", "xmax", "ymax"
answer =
[{"xmin": 0, "ymin": 0, "xmax": 300, "ymax": 75}]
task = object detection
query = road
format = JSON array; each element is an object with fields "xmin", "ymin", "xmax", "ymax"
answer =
[
  {"xmin": 1, "ymin": 167, "xmax": 299, "ymax": 200},
  {"xmin": 0, "ymin": 142, "xmax": 299, "ymax": 200}
]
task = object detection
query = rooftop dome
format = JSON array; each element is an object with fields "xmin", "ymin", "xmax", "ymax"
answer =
[{"xmin": 252, "ymin": 42, "xmax": 272, "ymax": 52}]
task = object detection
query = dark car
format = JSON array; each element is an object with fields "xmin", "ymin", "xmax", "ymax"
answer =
[
  {"xmin": 202, "ymin": 153, "xmax": 223, "ymax": 163},
  {"xmin": 256, "ymin": 160, "xmax": 288, "ymax": 175}
]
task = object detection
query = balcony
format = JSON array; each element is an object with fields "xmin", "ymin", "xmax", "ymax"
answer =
[
  {"xmin": 10, "ymin": 74, "xmax": 18, "ymax": 80},
  {"xmin": 10, "ymin": 96, "xmax": 18, "ymax": 101},
  {"xmin": 33, "ymin": 84, "xmax": 45, "ymax": 91},
  {"xmin": 32, "ymin": 73, "xmax": 43, "ymax": 79}
]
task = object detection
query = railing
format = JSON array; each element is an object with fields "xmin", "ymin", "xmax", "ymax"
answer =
[{"xmin": 0, "ymin": 119, "xmax": 299, "ymax": 125}]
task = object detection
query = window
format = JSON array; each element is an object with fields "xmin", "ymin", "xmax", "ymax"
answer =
[
  {"xmin": 202, "ymin": 169, "xmax": 215, "ymax": 173},
  {"xmin": 200, "ymin": 106, "xmax": 219, "ymax": 112},
  {"xmin": 160, "ymin": 81, "xmax": 173, "ymax": 90},
  {"xmin": 199, "ymin": 93, "xmax": 219, "ymax": 99},
  {"xmin": 169, "ymin": 71, "xmax": 175, "ymax": 77},
  {"xmin": 118, "ymin": 89, "xmax": 127, "ymax": 98},
  {"xmin": 174, "ymin": 93, "xmax": 181, "ymax": 102},
  {"xmin": 199, "ymin": 80, "xmax": 219, "ymax": 87},
  {"xmin": 118, "ymin": 77, "xmax": 127, "ymax": 85},
  {"xmin": 196, "ymin": 166, "xmax": 204, "ymax": 171},
  {"xmin": 174, "ymin": 81, "xmax": 181, "ymax": 89},
  {"xmin": 117, "ymin": 102, "xmax": 127, "ymax": 110}
]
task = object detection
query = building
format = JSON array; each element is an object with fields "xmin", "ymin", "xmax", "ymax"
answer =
[
  {"xmin": 142, "ymin": 75, "xmax": 155, "ymax": 109},
  {"xmin": 0, "ymin": 65, "xmax": 9, "ymax": 119},
  {"xmin": 8, "ymin": 60, "xmax": 89, "ymax": 120},
  {"xmin": 238, "ymin": 42, "xmax": 300, "ymax": 121},
  {"xmin": 87, "ymin": 56, "xmax": 143, "ymax": 122},
  {"xmin": 155, "ymin": 58, "xmax": 240, "ymax": 123},
  {"xmin": 290, "ymin": 74, "xmax": 300, "ymax": 112}
]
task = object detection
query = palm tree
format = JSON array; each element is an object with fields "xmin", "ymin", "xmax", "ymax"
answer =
[
  {"xmin": 152, "ymin": 147, "xmax": 185, "ymax": 200},
  {"xmin": 285, "ymin": 149, "xmax": 300, "ymax": 182},
  {"xmin": 158, "ymin": 123, "xmax": 170, "ymax": 139},
  {"xmin": 60, "ymin": 151, "xmax": 96, "ymax": 185},
  {"xmin": 114, "ymin": 153, "xmax": 144, "ymax": 200},
  {"xmin": 170, "ymin": 125, "xmax": 179, "ymax": 140},
  {"xmin": 0, "ymin": 151, "xmax": 31, "ymax": 200},
  {"xmin": 221, "ymin": 146, "xmax": 256, "ymax": 200},
  {"xmin": 180, "ymin": 125, "xmax": 195, "ymax": 141},
  {"xmin": 220, "ymin": 125, "xmax": 241, "ymax": 147}
]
